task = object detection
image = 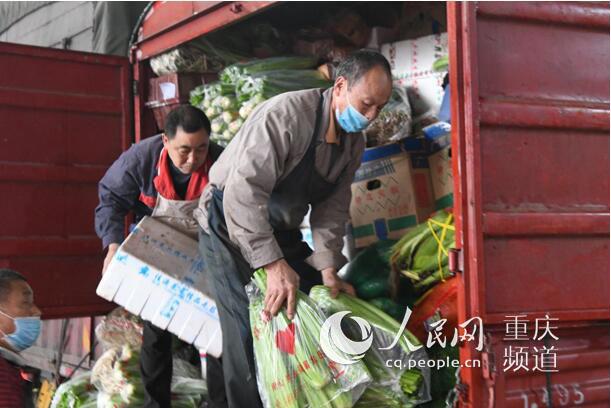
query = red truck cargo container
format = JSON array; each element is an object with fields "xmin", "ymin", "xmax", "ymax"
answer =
[{"xmin": 0, "ymin": 1, "xmax": 607, "ymax": 405}]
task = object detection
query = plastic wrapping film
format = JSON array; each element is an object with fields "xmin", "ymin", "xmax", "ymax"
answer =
[
  {"xmin": 246, "ymin": 270, "xmax": 372, "ymax": 408},
  {"xmin": 150, "ymin": 39, "xmax": 249, "ymax": 76},
  {"xmin": 91, "ymin": 346, "xmax": 145, "ymax": 406},
  {"xmin": 91, "ymin": 347, "xmax": 205, "ymax": 407},
  {"xmin": 310, "ymin": 286, "xmax": 432, "ymax": 407},
  {"xmin": 364, "ymin": 86, "xmax": 413, "ymax": 147},
  {"xmin": 94, "ymin": 307, "xmax": 143, "ymax": 351}
]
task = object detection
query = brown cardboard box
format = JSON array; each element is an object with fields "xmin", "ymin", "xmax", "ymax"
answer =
[{"xmin": 349, "ymin": 140, "xmax": 434, "ymax": 248}]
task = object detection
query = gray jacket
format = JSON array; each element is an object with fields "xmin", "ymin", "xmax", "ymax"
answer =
[{"xmin": 195, "ymin": 88, "xmax": 365, "ymax": 271}]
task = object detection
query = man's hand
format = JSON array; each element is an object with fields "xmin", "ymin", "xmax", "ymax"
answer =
[
  {"xmin": 263, "ymin": 259, "xmax": 300, "ymax": 320},
  {"xmin": 102, "ymin": 243, "xmax": 119, "ymax": 275},
  {"xmin": 322, "ymin": 268, "xmax": 355, "ymax": 299}
]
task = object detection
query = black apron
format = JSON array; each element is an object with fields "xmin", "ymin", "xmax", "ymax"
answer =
[{"xmin": 199, "ymin": 91, "xmax": 344, "ymax": 408}]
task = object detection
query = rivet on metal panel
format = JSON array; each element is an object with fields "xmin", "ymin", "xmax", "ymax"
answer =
[{"xmin": 230, "ymin": 3, "xmax": 243, "ymax": 14}]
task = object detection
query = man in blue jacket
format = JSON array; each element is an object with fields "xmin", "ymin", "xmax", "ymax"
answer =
[{"xmin": 95, "ymin": 106, "xmax": 224, "ymax": 407}]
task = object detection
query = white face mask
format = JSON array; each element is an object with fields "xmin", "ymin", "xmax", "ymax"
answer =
[{"xmin": 335, "ymin": 92, "xmax": 370, "ymax": 133}]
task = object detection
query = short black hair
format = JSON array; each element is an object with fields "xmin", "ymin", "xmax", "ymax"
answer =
[
  {"xmin": 0, "ymin": 269, "xmax": 26, "ymax": 304},
  {"xmin": 164, "ymin": 105, "xmax": 211, "ymax": 138},
  {"xmin": 336, "ymin": 49, "xmax": 392, "ymax": 89}
]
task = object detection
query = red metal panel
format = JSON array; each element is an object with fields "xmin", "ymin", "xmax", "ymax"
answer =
[
  {"xmin": 450, "ymin": 2, "xmax": 609, "ymax": 406},
  {"xmin": 498, "ymin": 325, "xmax": 609, "ymax": 408},
  {"xmin": 134, "ymin": 1, "xmax": 277, "ymax": 60},
  {"xmin": 140, "ymin": 1, "xmax": 199, "ymax": 39},
  {"xmin": 448, "ymin": 4, "xmax": 486, "ymax": 405},
  {"xmin": 0, "ymin": 42, "xmax": 131, "ymax": 318}
]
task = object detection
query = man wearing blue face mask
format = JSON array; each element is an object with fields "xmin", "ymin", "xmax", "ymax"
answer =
[
  {"xmin": 0, "ymin": 269, "xmax": 41, "ymax": 408},
  {"xmin": 195, "ymin": 50, "xmax": 393, "ymax": 407}
]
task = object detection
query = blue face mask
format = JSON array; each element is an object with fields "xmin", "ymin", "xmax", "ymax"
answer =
[
  {"xmin": 335, "ymin": 94, "xmax": 370, "ymax": 133},
  {"xmin": 0, "ymin": 310, "xmax": 41, "ymax": 352}
]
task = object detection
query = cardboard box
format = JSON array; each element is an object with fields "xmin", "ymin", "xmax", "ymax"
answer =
[
  {"xmin": 96, "ymin": 216, "xmax": 222, "ymax": 357},
  {"xmin": 349, "ymin": 139, "xmax": 434, "ymax": 248},
  {"xmin": 381, "ymin": 33, "xmax": 449, "ymax": 122},
  {"xmin": 428, "ymin": 133, "xmax": 453, "ymax": 210}
]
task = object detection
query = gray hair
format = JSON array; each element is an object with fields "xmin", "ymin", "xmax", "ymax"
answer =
[{"xmin": 336, "ymin": 49, "xmax": 392, "ymax": 89}]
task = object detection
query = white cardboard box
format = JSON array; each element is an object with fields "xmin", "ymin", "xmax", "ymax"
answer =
[
  {"xmin": 381, "ymin": 33, "xmax": 449, "ymax": 121},
  {"xmin": 96, "ymin": 216, "xmax": 222, "ymax": 357}
]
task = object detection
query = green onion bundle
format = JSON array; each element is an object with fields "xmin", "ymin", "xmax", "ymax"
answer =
[
  {"xmin": 190, "ymin": 56, "xmax": 331, "ymax": 146},
  {"xmin": 220, "ymin": 56, "xmax": 318, "ymax": 84}
]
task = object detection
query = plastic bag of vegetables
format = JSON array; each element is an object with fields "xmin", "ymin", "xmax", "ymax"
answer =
[
  {"xmin": 309, "ymin": 286, "xmax": 432, "ymax": 407},
  {"xmin": 150, "ymin": 38, "xmax": 248, "ymax": 76},
  {"xmin": 171, "ymin": 358, "xmax": 207, "ymax": 407},
  {"xmin": 91, "ymin": 345, "xmax": 145, "ymax": 405},
  {"xmin": 51, "ymin": 372, "xmax": 97, "ymax": 408},
  {"xmin": 364, "ymin": 86, "xmax": 412, "ymax": 147},
  {"xmin": 92, "ymin": 347, "xmax": 206, "ymax": 407},
  {"xmin": 248, "ymin": 269, "xmax": 371, "ymax": 408}
]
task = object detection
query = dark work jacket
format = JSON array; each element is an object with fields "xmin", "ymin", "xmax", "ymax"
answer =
[{"xmin": 95, "ymin": 135, "xmax": 223, "ymax": 248}]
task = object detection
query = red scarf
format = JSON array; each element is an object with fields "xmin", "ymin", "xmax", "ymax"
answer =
[{"xmin": 153, "ymin": 148, "xmax": 211, "ymax": 201}]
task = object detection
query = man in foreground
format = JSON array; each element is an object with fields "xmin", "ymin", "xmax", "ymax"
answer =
[{"xmin": 197, "ymin": 50, "xmax": 393, "ymax": 407}]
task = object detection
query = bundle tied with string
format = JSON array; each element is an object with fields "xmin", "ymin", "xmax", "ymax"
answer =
[{"xmin": 390, "ymin": 210, "xmax": 456, "ymax": 300}]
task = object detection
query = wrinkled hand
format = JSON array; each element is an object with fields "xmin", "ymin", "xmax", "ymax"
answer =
[
  {"xmin": 102, "ymin": 243, "xmax": 119, "ymax": 275},
  {"xmin": 322, "ymin": 268, "xmax": 355, "ymax": 298},
  {"xmin": 264, "ymin": 259, "xmax": 300, "ymax": 320}
]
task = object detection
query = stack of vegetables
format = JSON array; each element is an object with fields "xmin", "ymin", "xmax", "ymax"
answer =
[
  {"xmin": 248, "ymin": 269, "xmax": 371, "ymax": 408},
  {"xmin": 390, "ymin": 210, "xmax": 456, "ymax": 298},
  {"xmin": 51, "ymin": 308, "xmax": 207, "ymax": 408},
  {"xmin": 309, "ymin": 286, "xmax": 431, "ymax": 407},
  {"xmin": 190, "ymin": 56, "xmax": 331, "ymax": 146},
  {"xmin": 90, "ymin": 345, "xmax": 207, "ymax": 407}
]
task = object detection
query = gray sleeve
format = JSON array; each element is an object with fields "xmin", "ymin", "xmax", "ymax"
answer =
[
  {"xmin": 222, "ymin": 110, "xmax": 295, "ymax": 269},
  {"xmin": 306, "ymin": 142, "xmax": 364, "ymax": 271}
]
